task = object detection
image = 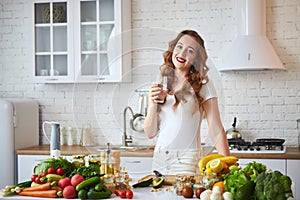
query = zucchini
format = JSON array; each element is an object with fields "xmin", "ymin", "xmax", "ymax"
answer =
[
  {"xmin": 15, "ymin": 180, "xmax": 32, "ymax": 188},
  {"xmin": 41, "ymin": 174, "xmax": 63, "ymax": 182},
  {"xmin": 76, "ymin": 176, "xmax": 101, "ymax": 191},
  {"xmin": 87, "ymin": 189, "xmax": 112, "ymax": 199},
  {"xmin": 132, "ymin": 177, "xmax": 153, "ymax": 188}
]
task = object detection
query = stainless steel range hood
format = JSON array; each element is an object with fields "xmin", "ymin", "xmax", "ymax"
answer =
[{"xmin": 219, "ymin": 0, "xmax": 286, "ymax": 71}]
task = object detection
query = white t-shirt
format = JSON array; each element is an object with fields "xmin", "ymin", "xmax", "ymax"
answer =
[{"xmin": 155, "ymin": 80, "xmax": 217, "ymax": 150}]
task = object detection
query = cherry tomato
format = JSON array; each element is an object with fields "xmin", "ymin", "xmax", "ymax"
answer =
[
  {"xmin": 31, "ymin": 174, "xmax": 37, "ymax": 182},
  {"xmin": 56, "ymin": 168, "xmax": 64, "ymax": 175},
  {"xmin": 47, "ymin": 167, "xmax": 56, "ymax": 174},
  {"xmin": 40, "ymin": 172, "xmax": 47, "ymax": 177},
  {"xmin": 115, "ymin": 189, "xmax": 126, "ymax": 198},
  {"xmin": 35, "ymin": 176, "xmax": 42, "ymax": 184},
  {"xmin": 126, "ymin": 190, "xmax": 134, "ymax": 199}
]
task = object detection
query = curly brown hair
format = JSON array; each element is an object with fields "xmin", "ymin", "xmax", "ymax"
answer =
[{"xmin": 160, "ymin": 30, "xmax": 209, "ymax": 110}]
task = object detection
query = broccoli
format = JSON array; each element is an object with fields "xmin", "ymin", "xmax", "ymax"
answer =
[{"xmin": 254, "ymin": 170, "xmax": 293, "ymax": 200}]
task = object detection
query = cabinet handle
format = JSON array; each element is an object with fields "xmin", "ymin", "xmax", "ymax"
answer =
[
  {"xmin": 46, "ymin": 78, "xmax": 59, "ymax": 81},
  {"xmin": 125, "ymin": 161, "xmax": 141, "ymax": 164}
]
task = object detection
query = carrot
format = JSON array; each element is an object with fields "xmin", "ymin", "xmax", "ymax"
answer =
[
  {"xmin": 18, "ymin": 189, "xmax": 58, "ymax": 198},
  {"xmin": 21, "ymin": 182, "xmax": 51, "ymax": 192}
]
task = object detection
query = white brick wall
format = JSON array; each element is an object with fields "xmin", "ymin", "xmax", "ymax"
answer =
[{"xmin": 0, "ymin": 0, "xmax": 299, "ymax": 147}]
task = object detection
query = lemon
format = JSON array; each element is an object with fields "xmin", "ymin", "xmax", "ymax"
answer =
[{"xmin": 209, "ymin": 158, "xmax": 223, "ymax": 173}]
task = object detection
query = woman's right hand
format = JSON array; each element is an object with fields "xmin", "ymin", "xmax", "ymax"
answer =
[{"xmin": 149, "ymin": 84, "xmax": 169, "ymax": 104}]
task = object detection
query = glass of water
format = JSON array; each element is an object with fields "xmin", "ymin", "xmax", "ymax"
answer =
[{"xmin": 153, "ymin": 75, "xmax": 167, "ymax": 103}]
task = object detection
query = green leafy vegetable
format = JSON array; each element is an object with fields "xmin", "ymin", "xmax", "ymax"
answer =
[
  {"xmin": 69, "ymin": 163, "xmax": 102, "ymax": 179},
  {"xmin": 34, "ymin": 157, "xmax": 76, "ymax": 177},
  {"xmin": 223, "ymin": 162, "xmax": 267, "ymax": 200},
  {"xmin": 254, "ymin": 170, "xmax": 293, "ymax": 200},
  {"xmin": 223, "ymin": 165, "xmax": 250, "ymax": 199},
  {"xmin": 243, "ymin": 161, "xmax": 267, "ymax": 181}
]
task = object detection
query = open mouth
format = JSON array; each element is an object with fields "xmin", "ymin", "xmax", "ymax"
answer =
[{"xmin": 176, "ymin": 57, "xmax": 186, "ymax": 63}]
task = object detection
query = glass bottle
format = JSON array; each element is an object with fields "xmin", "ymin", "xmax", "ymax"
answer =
[{"xmin": 72, "ymin": 155, "xmax": 85, "ymax": 167}]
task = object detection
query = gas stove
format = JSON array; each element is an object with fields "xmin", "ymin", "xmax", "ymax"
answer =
[{"xmin": 228, "ymin": 138, "xmax": 286, "ymax": 154}]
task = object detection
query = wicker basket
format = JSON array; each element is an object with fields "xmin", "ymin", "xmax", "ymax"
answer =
[{"xmin": 44, "ymin": 5, "xmax": 65, "ymax": 23}]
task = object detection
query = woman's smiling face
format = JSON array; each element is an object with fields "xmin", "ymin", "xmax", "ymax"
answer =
[{"xmin": 172, "ymin": 34, "xmax": 199, "ymax": 74}]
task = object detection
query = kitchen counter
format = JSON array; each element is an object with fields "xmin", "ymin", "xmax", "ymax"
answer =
[
  {"xmin": 16, "ymin": 145, "xmax": 154, "ymax": 157},
  {"xmin": 17, "ymin": 145, "xmax": 300, "ymax": 159},
  {"xmin": 0, "ymin": 187, "xmax": 192, "ymax": 200}
]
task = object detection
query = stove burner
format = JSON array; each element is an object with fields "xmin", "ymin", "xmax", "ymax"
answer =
[{"xmin": 227, "ymin": 138, "xmax": 286, "ymax": 153}]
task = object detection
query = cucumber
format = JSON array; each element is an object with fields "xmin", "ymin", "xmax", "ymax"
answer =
[
  {"xmin": 78, "ymin": 189, "xmax": 88, "ymax": 199},
  {"xmin": 87, "ymin": 189, "xmax": 112, "ymax": 199},
  {"xmin": 95, "ymin": 182, "xmax": 104, "ymax": 191},
  {"xmin": 76, "ymin": 176, "xmax": 101, "ymax": 191}
]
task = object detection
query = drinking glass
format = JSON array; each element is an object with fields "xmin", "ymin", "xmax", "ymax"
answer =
[{"xmin": 153, "ymin": 75, "xmax": 167, "ymax": 103}]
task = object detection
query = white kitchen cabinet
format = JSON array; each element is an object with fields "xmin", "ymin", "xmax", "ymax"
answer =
[
  {"xmin": 120, "ymin": 156, "xmax": 153, "ymax": 181},
  {"xmin": 33, "ymin": 0, "xmax": 131, "ymax": 83},
  {"xmin": 17, "ymin": 154, "xmax": 72, "ymax": 183},
  {"xmin": 287, "ymin": 159, "xmax": 300, "ymax": 200},
  {"xmin": 239, "ymin": 158, "xmax": 286, "ymax": 175}
]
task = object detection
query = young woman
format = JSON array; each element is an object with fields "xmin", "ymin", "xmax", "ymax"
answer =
[{"xmin": 144, "ymin": 30, "xmax": 230, "ymax": 175}]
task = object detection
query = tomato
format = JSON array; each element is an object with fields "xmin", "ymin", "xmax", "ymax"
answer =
[
  {"xmin": 126, "ymin": 189, "xmax": 134, "ymax": 199},
  {"xmin": 56, "ymin": 168, "xmax": 64, "ymax": 175},
  {"xmin": 40, "ymin": 172, "xmax": 47, "ymax": 177},
  {"xmin": 58, "ymin": 177, "xmax": 71, "ymax": 189},
  {"xmin": 115, "ymin": 189, "xmax": 126, "ymax": 198},
  {"xmin": 47, "ymin": 167, "xmax": 56, "ymax": 174},
  {"xmin": 62, "ymin": 185, "xmax": 77, "ymax": 199},
  {"xmin": 35, "ymin": 176, "xmax": 42, "ymax": 184},
  {"xmin": 70, "ymin": 174, "xmax": 85, "ymax": 187},
  {"xmin": 31, "ymin": 174, "xmax": 37, "ymax": 182}
]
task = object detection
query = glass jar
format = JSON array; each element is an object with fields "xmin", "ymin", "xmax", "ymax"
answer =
[
  {"xmin": 72, "ymin": 155, "xmax": 85, "ymax": 167},
  {"xmin": 174, "ymin": 174, "xmax": 195, "ymax": 195},
  {"xmin": 102, "ymin": 174, "xmax": 116, "ymax": 194},
  {"xmin": 115, "ymin": 171, "xmax": 127, "ymax": 190},
  {"xmin": 88, "ymin": 154, "xmax": 101, "ymax": 165},
  {"xmin": 202, "ymin": 172, "xmax": 220, "ymax": 189}
]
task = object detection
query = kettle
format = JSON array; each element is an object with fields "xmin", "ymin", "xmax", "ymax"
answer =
[
  {"xmin": 130, "ymin": 93, "xmax": 148, "ymax": 132},
  {"xmin": 43, "ymin": 121, "xmax": 61, "ymax": 158},
  {"xmin": 226, "ymin": 117, "xmax": 242, "ymax": 139}
]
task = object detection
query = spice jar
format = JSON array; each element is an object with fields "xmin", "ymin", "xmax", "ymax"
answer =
[{"xmin": 72, "ymin": 155, "xmax": 85, "ymax": 167}]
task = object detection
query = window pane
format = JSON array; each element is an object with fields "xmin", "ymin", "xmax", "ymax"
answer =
[
  {"xmin": 99, "ymin": 0, "xmax": 114, "ymax": 21},
  {"xmin": 81, "ymin": 54, "xmax": 97, "ymax": 75},
  {"xmin": 81, "ymin": 1, "xmax": 96, "ymax": 22}
]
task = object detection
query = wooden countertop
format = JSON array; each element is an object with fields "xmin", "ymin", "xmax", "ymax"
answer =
[
  {"xmin": 16, "ymin": 145, "xmax": 154, "ymax": 157},
  {"xmin": 17, "ymin": 145, "xmax": 300, "ymax": 159}
]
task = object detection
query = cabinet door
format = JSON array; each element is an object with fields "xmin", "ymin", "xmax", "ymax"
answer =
[
  {"xmin": 17, "ymin": 155, "xmax": 73, "ymax": 183},
  {"xmin": 74, "ymin": 0, "xmax": 131, "ymax": 83},
  {"xmin": 287, "ymin": 159, "xmax": 299, "ymax": 199},
  {"xmin": 17, "ymin": 155, "xmax": 48, "ymax": 182},
  {"xmin": 33, "ymin": 1, "xmax": 74, "ymax": 83},
  {"xmin": 120, "ymin": 156, "xmax": 153, "ymax": 181},
  {"xmin": 239, "ymin": 158, "xmax": 286, "ymax": 174}
]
